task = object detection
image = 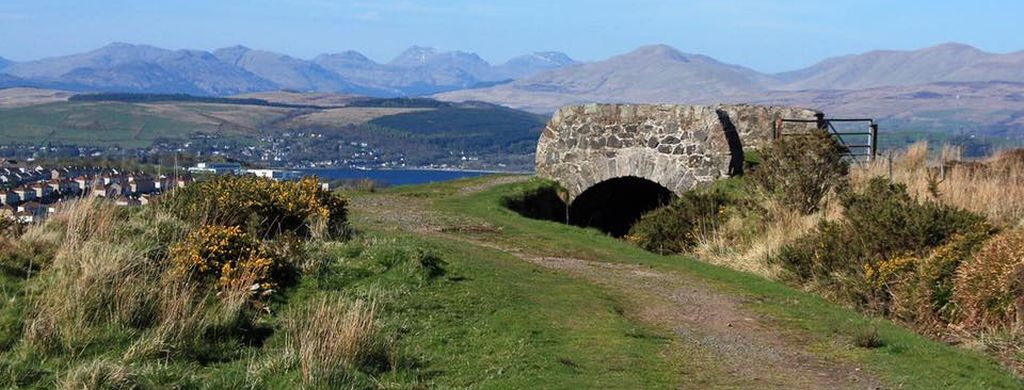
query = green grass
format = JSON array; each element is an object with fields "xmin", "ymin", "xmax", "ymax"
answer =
[
  {"xmin": 396, "ymin": 175, "xmax": 1023, "ymax": 388},
  {"xmin": 336, "ymin": 232, "xmax": 678, "ymax": 388}
]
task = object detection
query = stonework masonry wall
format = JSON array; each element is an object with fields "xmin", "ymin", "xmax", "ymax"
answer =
[{"xmin": 535, "ymin": 103, "xmax": 820, "ymax": 201}]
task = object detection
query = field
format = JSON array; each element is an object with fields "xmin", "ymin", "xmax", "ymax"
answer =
[{"xmin": 0, "ymin": 100, "xmax": 285, "ymax": 148}]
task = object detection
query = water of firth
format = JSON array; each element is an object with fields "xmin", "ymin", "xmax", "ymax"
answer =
[{"xmin": 298, "ymin": 168, "xmax": 494, "ymax": 186}]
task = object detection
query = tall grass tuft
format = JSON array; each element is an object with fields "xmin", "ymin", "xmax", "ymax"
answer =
[
  {"xmin": 285, "ymin": 297, "xmax": 388, "ymax": 388},
  {"xmin": 23, "ymin": 240, "xmax": 158, "ymax": 352},
  {"xmin": 57, "ymin": 358, "xmax": 140, "ymax": 390}
]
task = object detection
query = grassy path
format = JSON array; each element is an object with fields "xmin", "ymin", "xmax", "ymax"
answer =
[{"xmin": 348, "ymin": 175, "xmax": 1022, "ymax": 389}]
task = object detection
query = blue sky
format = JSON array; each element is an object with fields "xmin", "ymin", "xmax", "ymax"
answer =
[{"xmin": 0, "ymin": 0, "xmax": 1020, "ymax": 72}]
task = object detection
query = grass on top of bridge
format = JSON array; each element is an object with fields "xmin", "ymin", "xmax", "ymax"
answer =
[{"xmin": 410, "ymin": 175, "xmax": 1020, "ymax": 388}]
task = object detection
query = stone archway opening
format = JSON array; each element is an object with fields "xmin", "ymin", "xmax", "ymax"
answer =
[{"xmin": 569, "ymin": 176, "xmax": 674, "ymax": 237}]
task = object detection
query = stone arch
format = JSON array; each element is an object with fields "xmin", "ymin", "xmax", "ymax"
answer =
[
  {"xmin": 536, "ymin": 103, "xmax": 821, "ymax": 202},
  {"xmin": 568, "ymin": 175, "xmax": 673, "ymax": 237}
]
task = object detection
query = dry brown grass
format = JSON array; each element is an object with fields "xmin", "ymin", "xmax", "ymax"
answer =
[
  {"xmin": 56, "ymin": 358, "xmax": 140, "ymax": 390},
  {"xmin": 693, "ymin": 197, "xmax": 841, "ymax": 278},
  {"xmin": 285, "ymin": 297, "xmax": 387, "ymax": 388},
  {"xmin": 854, "ymin": 142, "xmax": 1024, "ymax": 227},
  {"xmin": 20, "ymin": 200, "xmax": 159, "ymax": 353},
  {"xmin": 953, "ymin": 228, "xmax": 1024, "ymax": 333},
  {"xmin": 23, "ymin": 239, "xmax": 159, "ymax": 353}
]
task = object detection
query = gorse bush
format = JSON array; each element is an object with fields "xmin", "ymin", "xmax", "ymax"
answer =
[
  {"xmin": 953, "ymin": 228, "xmax": 1024, "ymax": 332},
  {"xmin": 626, "ymin": 191, "xmax": 731, "ymax": 255},
  {"xmin": 777, "ymin": 177, "xmax": 990, "ymax": 314},
  {"xmin": 170, "ymin": 225, "xmax": 297, "ymax": 296},
  {"xmin": 161, "ymin": 175, "xmax": 349, "ymax": 239},
  {"xmin": 751, "ymin": 130, "xmax": 849, "ymax": 214},
  {"xmin": 896, "ymin": 231, "xmax": 991, "ymax": 329}
]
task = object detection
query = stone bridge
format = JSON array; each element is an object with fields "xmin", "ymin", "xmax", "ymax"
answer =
[{"xmin": 534, "ymin": 103, "xmax": 819, "ymax": 235}]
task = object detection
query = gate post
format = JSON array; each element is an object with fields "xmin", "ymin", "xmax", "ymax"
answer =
[
  {"xmin": 869, "ymin": 123, "xmax": 879, "ymax": 162},
  {"xmin": 814, "ymin": 112, "xmax": 827, "ymax": 131}
]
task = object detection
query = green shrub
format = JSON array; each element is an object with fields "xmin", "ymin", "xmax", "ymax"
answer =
[
  {"xmin": 750, "ymin": 130, "xmax": 849, "ymax": 214},
  {"xmin": 160, "ymin": 176, "xmax": 349, "ymax": 239},
  {"xmin": 776, "ymin": 177, "xmax": 990, "ymax": 313},
  {"xmin": 626, "ymin": 191, "xmax": 731, "ymax": 255},
  {"xmin": 851, "ymin": 325, "xmax": 885, "ymax": 349}
]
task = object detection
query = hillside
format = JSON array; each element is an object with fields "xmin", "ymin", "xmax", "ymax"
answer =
[
  {"xmin": 742, "ymin": 81, "xmax": 1024, "ymax": 141},
  {"xmin": 0, "ymin": 90, "xmax": 545, "ymax": 168},
  {"xmin": 3, "ymin": 43, "xmax": 277, "ymax": 95},
  {"xmin": 776, "ymin": 43, "xmax": 1024, "ymax": 90}
]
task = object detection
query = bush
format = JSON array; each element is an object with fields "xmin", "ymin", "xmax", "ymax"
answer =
[
  {"xmin": 751, "ymin": 130, "xmax": 849, "ymax": 214},
  {"xmin": 170, "ymin": 225, "xmax": 296, "ymax": 296},
  {"xmin": 953, "ymin": 228, "xmax": 1024, "ymax": 332},
  {"xmin": 776, "ymin": 177, "xmax": 990, "ymax": 312},
  {"xmin": 160, "ymin": 176, "xmax": 349, "ymax": 239},
  {"xmin": 626, "ymin": 191, "xmax": 731, "ymax": 255},
  {"xmin": 893, "ymin": 231, "xmax": 991, "ymax": 329}
]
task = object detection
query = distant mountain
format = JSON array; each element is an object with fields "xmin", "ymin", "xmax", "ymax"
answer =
[
  {"xmin": 212, "ymin": 46, "xmax": 389, "ymax": 96},
  {"xmin": 3, "ymin": 43, "xmax": 276, "ymax": 95},
  {"xmin": 738, "ymin": 81, "xmax": 1024, "ymax": 139},
  {"xmin": 495, "ymin": 52, "xmax": 577, "ymax": 79},
  {"xmin": 437, "ymin": 43, "xmax": 1024, "ymax": 115},
  {"xmin": 0, "ymin": 73, "xmax": 28, "ymax": 88},
  {"xmin": 777, "ymin": 43, "xmax": 1024, "ymax": 90},
  {"xmin": 436, "ymin": 44, "xmax": 776, "ymax": 113},
  {"xmin": 5, "ymin": 40, "xmax": 1024, "ymax": 120},
  {"xmin": 0, "ymin": 43, "xmax": 576, "ymax": 97},
  {"xmin": 315, "ymin": 46, "xmax": 575, "ymax": 95}
]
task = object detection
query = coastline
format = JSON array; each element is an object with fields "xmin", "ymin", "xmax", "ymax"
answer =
[{"xmin": 295, "ymin": 166, "xmax": 535, "ymax": 175}]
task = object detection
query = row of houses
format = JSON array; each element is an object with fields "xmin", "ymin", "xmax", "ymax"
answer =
[
  {"xmin": 1, "ymin": 166, "xmax": 106, "ymax": 188},
  {"xmin": 0, "ymin": 165, "xmax": 194, "ymax": 223}
]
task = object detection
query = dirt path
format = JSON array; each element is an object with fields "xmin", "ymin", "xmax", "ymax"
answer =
[{"xmin": 350, "ymin": 176, "xmax": 883, "ymax": 389}]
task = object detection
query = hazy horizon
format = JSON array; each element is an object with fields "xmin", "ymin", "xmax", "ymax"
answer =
[{"xmin": 1, "ymin": 0, "xmax": 1022, "ymax": 73}]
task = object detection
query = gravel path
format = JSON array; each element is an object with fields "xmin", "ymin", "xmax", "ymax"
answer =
[{"xmin": 349, "ymin": 176, "xmax": 883, "ymax": 389}]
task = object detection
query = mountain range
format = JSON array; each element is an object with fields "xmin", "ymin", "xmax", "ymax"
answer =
[
  {"xmin": 0, "ymin": 43, "xmax": 577, "ymax": 96},
  {"xmin": 436, "ymin": 43, "xmax": 1024, "ymax": 113},
  {"xmin": 2, "ymin": 42, "xmax": 1024, "ymax": 139}
]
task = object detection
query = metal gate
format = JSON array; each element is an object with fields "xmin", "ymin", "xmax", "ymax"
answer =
[{"xmin": 776, "ymin": 113, "xmax": 879, "ymax": 162}]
